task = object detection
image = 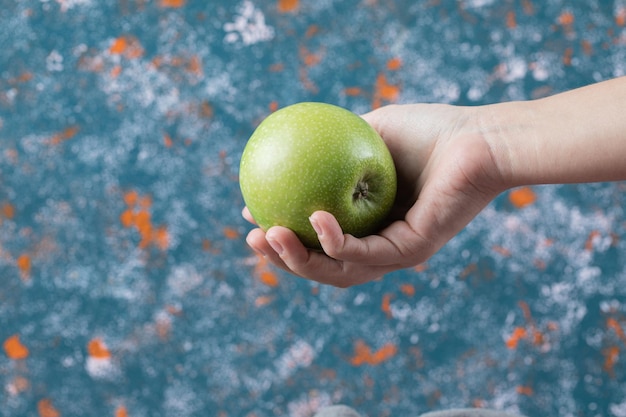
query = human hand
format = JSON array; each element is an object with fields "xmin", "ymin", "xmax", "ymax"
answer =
[{"xmin": 243, "ymin": 103, "xmax": 507, "ymax": 287}]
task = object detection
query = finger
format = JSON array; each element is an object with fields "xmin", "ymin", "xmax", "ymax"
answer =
[
  {"xmin": 242, "ymin": 207, "xmax": 257, "ymax": 225},
  {"xmin": 245, "ymin": 227, "xmax": 290, "ymax": 271},
  {"xmin": 308, "ymin": 211, "xmax": 430, "ymax": 267},
  {"xmin": 265, "ymin": 225, "xmax": 390, "ymax": 287}
]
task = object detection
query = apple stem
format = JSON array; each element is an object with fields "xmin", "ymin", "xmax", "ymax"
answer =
[{"xmin": 353, "ymin": 181, "xmax": 369, "ymax": 201}]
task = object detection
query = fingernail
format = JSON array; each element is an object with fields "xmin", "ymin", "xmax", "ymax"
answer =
[
  {"xmin": 309, "ymin": 216, "xmax": 323, "ymax": 237},
  {"xmin": 267, "ymin": 237, "xmax": 284, "ymax": 256}
]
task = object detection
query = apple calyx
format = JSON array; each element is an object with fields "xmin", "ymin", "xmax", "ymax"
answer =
[{"xmin": 353, "ymin": 180, "xmax": 369, "ymax": 201}]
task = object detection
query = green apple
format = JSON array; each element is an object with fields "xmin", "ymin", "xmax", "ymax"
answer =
[{"xmin": 239, "ymin": 102, "xmax": 397, "ymax": 249}]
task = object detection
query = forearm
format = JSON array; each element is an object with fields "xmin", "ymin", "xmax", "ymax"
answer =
[{"xmin": 484, "ymin": 77, "xmax": 626, "ymax": 187}]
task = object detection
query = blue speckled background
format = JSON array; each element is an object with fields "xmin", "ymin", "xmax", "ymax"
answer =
[{"xmin": 1, "ymin": 1, "xmax": 626, "ymax": 416}]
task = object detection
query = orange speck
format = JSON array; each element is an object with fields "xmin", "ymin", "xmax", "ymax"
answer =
[
  {"xmin": 16, "ymin": 254, "xmax": 31, "ymax": 279},
  {"xmin": 505, "ymin": 326, "xmax": 527, "ymax": 349},
  {"xmin": 165, "ymin": 304, "xmax": 182, "ymax": 316},
  {"xmin": 200, "ymin": 101, "xmax": 214, "ymax": 119},
  {"xmin": 558, "ymin": 10, "xmax": 575, "ymax": 26},
  {"xmin": 160, "ymin": 0, "xmax": 185, "ymax": 7},
  {"xmin": 414, "ymin": 263, "xmax": 428, "ymax": 273},
  {"xmin": 134, "ymin": 209, "xmax": 153, "ymax": 248},
  {"xmin": 506, "ymin": 11, "xmax": 517, "ymax": 29},
  {"xmin": 386, "ymin": 57, "xmax": 402, "ymax": 71},
  {"xmin": 377, "ymin": 73, "xmax": 400, "ymax": 100},
  {"xmin": 532, "ymin": 329, "xmax": 545, "ymax": 346},
  {"xmin": 87, "ymin": 338, "xmax": 111, "ymax": 359},
  {"xmin": 562, "ymin": 47, "xmax": 573, "ymax": 66},
  {"xmin": 492, "ymin": 245, "xmax": 512, "ymax": 257},
  {"xmin": 269, "ymin": 63, "xmax": 285, "ymax": 72},
  {"xmin": 135, "ymin": 209, "xmax": 151, "ymax": 228},
  {"xmin": 350, "ymin": 340, "xmax": 397, "ymax": 366},
  {"xmin": 603, "ymin": 345, "xmax": 620, "ymax": 375},
  {"xmin": 187, "ymin": 55, "xmax": 203, "ymax": 75},
  {"xmin": 344, "ymin": 87, "xmax": 363, "ymax": 96},
  {"xmin": 109, "ymin": 37, "xmax": 127, "ymax": 55},
  {"xmin": 269, "ymin": 101, "xmax": 279, "ymax": 112},
  {"xmin": 139, "ymin": 195, "xmax": 152, "ymax": 209},
  {"xmin": 120, "ymin": 209, "xmax": 135, "ymax": 228},
  {"xmin": 518, "ymin": 300, "xmax": 533, "ymax": 322},
  {"xmin": 223, "ymin": 227, "xmax": 239, "ymax": 240},
  {"xmin": 7, "ymin": 375, "xmax": 30, "ymax": 395},
  {"xmin": 123, "ymin": 190, "xmax": 139, "ymax": 207},
  {"xmin": 151, "ymin": 227, "xmax": 169, "ymax": 251},
  {"xmin": 109, "ymin": 36, "xmax": 144, "ymax": 59},
  {"xmin": 534, "ymin": 259, "xmax": 547, "ymax": 270},
  {"xmin": 522, "ymin": 0, "xmax": 534, "ymax": 15},
  {"xmin": 170, "ymin": 57, "xmax": 184, "ymax": 68},
  {"xmin": 1, "ymin": 202, "xmax": 15, "ymax": 219},
  {"xmin": 581, "ymin": 39, "xmax": 593, "ymax": 56},
  {"xmin": 156, "ymin": 315, "xmax": 171, "ymax": 341},
  {"xmin": 516, "ymin": 385, "xmax": 534, "ymax": 396},
  {"xmin": 400, "ymin": 284, "xmax": 415, "ymax": 297},
  {"xmin": 298, "ymin": 67, "xmax": 318, "ymax": 93},
  {"xmin": 37, "ymin": 399, "xmax": 60, "ymax": 417},
  {"xmin": 254, "ymin": 295, "xmax": 274, "ymax": 307},
  {"xmin": 4, "ymin": 334, "xmax": 29, "ymax": 360},
  {"xmin": 277, "ymin": 0, "xmax": 299, "ymax": 13},
  {"xmin": 373, "ymin": 73, "xmax": 400, "ymax": 109},
  {"xmin": 381, "ymin": 293, "xmax": 393, "ymax": 318},
  {"xmin": 163, "ymin": 133, "xmax": 173, "ymax": 148},
  {"xmin": 151, "ymin": 56, "xmax": 163, "ymax": 68},
  {"xmin": 259, "ymin": 270, "xmax": 279, "ymax": 287},
  {"xmin": 607, "ymin": 317, "xmax": 626, "ymax": 342},
  {"xmin": 459, "ymin": 262, "xmax": 478, "ymax": 280},
  {"xmin": 300, "ymin": 46, "xmax": 322, "ymax": 67},
  {"xmin": 115, "ymin": 406, "xmax": 128, "ymax": 417},
  {"xmin": 16, "ymin": 72, "xmax": 33, "ymax": 83},
  {"xmin": 371, "ymin": 343, "xmax": 397, "ymax": 364},
  {"xmin": 585, "ymin": 230, "xmax": 601, "ymax": 252},
  {"xmin": 508, "ymin": 186, "xmax": 536, "ymax": 208},
  {"xmin": 49, "ymin": 126, "xmax": 79, "ymax": 145},
  {"xmin": 617, "ymin": 8, "xmax": 626, "ymax": 26},
  {"xmin": 110, "ymin": 65, "xmax": 122, "ymax": 78},
  {"xmin": 253, "ymin": 252, "xmax": 280, "ymax": 287},
  {"xmin": 305, "ymin": 24, "xmax": 319, "ymax": 38}
]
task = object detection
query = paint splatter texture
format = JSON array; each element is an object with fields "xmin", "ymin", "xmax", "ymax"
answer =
[{"xmin": 1, "ymin": 1, "xmax": 626, "ymax": 416}]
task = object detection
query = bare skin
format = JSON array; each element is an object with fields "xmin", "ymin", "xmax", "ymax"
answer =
[{"xmin": 243, "ymin": 76, "xmax": 626, "ymax": 287}]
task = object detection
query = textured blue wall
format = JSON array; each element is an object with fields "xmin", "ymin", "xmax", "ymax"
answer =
[{"xmin": 1, "ymin": 1, "xmax": 626, "ymax": 416}]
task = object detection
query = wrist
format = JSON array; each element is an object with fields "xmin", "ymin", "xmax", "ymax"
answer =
[
  {"xmin": 471, "ymin": 100, "xmax": 539, "ymax": 190},
  {"xmin": 477, "ymin": 78, "xmax": 626, "ymax": 187}
]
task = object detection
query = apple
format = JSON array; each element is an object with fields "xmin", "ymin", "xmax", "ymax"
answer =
[{"xmin": 239, "ymin": 102, "xmax": 397, "ymax": 249}]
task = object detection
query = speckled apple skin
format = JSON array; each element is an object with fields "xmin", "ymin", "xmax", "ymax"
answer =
[{"xmin": 239, "ymin": 102, "xmax": 397, "ymax": 249}]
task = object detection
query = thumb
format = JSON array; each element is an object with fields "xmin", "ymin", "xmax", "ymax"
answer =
[{"xmin": 309, "ymin": 211, "xmax": 418, "ymax": 266}]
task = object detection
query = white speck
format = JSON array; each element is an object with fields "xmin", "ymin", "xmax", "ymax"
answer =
[
  {"xmin": 46, "ymin": 50, "xmax": 64, "ymax": 72},
  {"xmin": 353, "ymin": 292, "xmax": 367, "ymax": 306},
  {"xmin": 223, "ymin": 1, "xmax": 275, "ymax": 46},
  {"xmin": 276, "ymin": 340, "xmax": 315, "ymax": 380},
  {"xmin": 610, "ymin": 401, "xmax": 626, "ymax": 417},
  {"xmin": 462, "ymin": 0, "xmax": 495, "ymax": 8},
  {"xmin": 55, "ymin": 0, "xmax": 92, "ymax": 12},
  {"xmin": 86, "ymin": 357, "xmax": 118, "ymax": 380},
  {"xmin": 167, "ymin": 264, "xmax": 203, "ymax": 297}
]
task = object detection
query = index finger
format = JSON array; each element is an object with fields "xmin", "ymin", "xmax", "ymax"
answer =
[
  {"xmin": 264, "ymin": 224, "xmax": 393, "ymax": 287},
  {"xmin": 309, "ymin": 211, "xmax": 430, "ymax": 268}
]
